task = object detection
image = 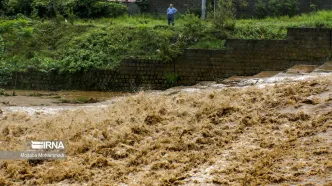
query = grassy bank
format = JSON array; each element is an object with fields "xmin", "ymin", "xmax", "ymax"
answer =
[
  {"xmin": 0, "ymin": 14, "xmax": 223, "ymax": 75},
  {"xmin": 234, "ymin": 11, "xmax": 332, "ymax": 39},
  {"xmin": 1, "ymin": 11, "xmax": 332, "ymax": 76}
]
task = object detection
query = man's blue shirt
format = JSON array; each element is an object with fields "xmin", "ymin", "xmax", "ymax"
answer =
[{"xmin": 167, "ymin": 7, "xmax": 177, "ymax": 15}]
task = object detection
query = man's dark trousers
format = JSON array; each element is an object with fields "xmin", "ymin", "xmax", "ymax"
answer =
[{"xmin": 168, "ymin": 14, "xmax": 174, "ymax": 26}]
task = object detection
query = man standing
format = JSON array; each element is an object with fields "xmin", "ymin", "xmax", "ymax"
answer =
[{"xmin": 167, "ymin": 4, "xmax": 177, "ymax": 26}]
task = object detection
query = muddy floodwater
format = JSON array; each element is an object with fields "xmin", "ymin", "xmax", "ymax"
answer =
[
  {"xmin": 0, "ymin": 73, "xmax": 331, "ymax": 185},
  {"xmin": 0, "ymin": 90, "xmax": 129, "ymax": 106}
]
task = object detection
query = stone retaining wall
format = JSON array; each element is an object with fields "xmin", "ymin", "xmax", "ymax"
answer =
[{"xmin": 6, "ymin": 28, "xmax": 332, "ymax": 91}]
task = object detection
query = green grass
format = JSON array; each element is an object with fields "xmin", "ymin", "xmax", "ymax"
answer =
[
  {"xmin": 190, "ymin": 38, "xmax": 226, "ymax": 49},
  {"xmin": 1, "ymin": 10, "xmax": 332, "ymax": 74},
  {"xmin": 0, "ymin": 14, "xmax": 213, "ymax": 73},
  {"xmin": 237, "ymin": 11, "xmax": 332, "ymax": 28},
  {"xmin": 234, "ymin": 11, "xmax": 332, "ymax": 39},
  {"xmin": 73, "ymin": 14, "xmax": 201, "ymax": 28}
]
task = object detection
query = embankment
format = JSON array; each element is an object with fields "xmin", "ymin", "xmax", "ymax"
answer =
[{"xmin": 5, "ymin": 28, "xmax": 332, "ymax": 91}]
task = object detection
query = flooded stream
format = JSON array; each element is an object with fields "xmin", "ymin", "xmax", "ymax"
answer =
[
  {"xmin": 1, "ymin": 70, "xmax": 332, "ymax": 115},
  {"xmin": 0, "ymin": 72, "xmax": 331, "ymax": 185},
  {"xmin": 0, "ymin": 90, "xmax": 131, "ymax": 115}
]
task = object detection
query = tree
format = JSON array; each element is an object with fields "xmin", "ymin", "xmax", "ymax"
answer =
[
  {"xmin": 0, "ymin": 0, "xmax": 8, "ymax": 15},
  {"xmin": 1, "ymin": 20, "xmax": 33, "ymax": 95},
  {"xmin": 136, "ymin": 0, "xmax": 149, "ymax": 13}
]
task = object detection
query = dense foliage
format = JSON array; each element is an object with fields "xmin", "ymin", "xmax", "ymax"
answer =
[
  {"xmin": 213, "ymin": 0, "xmax": 236, "ymax": 30},
  {"xmin": 0, "ymin": 14, "xmax": 215, "ymax": 73},
  {"xmin": 0, "ymin": 0, "xmax": 127, "ymax": 18},
  {"xmin": 135, "ymin": 0, "xmax": 149, "ymax": 13},
  {"xmin": 254, "ymin": 0, "xmax": 299, "ymax": 18},
  {"xmin": 234, "ymin": 10, "xmax": 332, "ymax": 39},
  {"xmin": 1, "ymin": 8, "xmax": 332, "ymax": 75},
  {"xmin": 58, "ymin": 25, "xmax": 185, "ymax": 72}
]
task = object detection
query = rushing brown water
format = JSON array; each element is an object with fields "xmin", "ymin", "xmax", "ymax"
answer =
[
  {"xmin": 0, "ymin": 73, "xmax": 331, "ymax": 185},
  {"xmin": 1, "ymin": 90, "xmax": 129, "ymax": 106},
  {"xmin": 4, "ymin": 89, "xmax": 127, "ymax": 99}
]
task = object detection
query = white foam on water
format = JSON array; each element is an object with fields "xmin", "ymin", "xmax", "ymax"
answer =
[
  {"xmin": 2, "ymin": 72, "xmax": 331, "ymax": 116},
  {"xmin": 1, "ymin": 97, "xmax": 123, "ymax": 116},
  {"xmin": 181, "ymin": 88, "xmax": 201, "ymax": 92}
]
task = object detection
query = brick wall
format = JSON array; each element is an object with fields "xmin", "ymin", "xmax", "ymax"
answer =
[
  {"xmin": 175, "ymin": 28, "xmax": 331, "ymax": 85},
  {"xmin": 7, "ymin": 28, "xmax": 332, "ymax": 91}
]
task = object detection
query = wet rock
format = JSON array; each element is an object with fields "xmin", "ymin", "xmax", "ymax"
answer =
[
  {"xmin": 144, "ymin": 115, "xmax": 162, "ymax": 125},
  {"xmin": 326, "ymin": 162, "xmax": 332, "ymax": 173},
  {"xmin": 302, "ymin": 97, "xmax": 320, "ymax": 105},
  {"xmin": 90, "ymin": 157, "xmax": 110, "ymax": 168},
  {"xmin": 27, "ymin": 159, "xmax": 45, "ymax": 166},
  {"xmin": 88, "ymin": 98, "xmax": 99, "ymax": 103},
  {"xmin": 327, "ymin": 94, "xmax": 332, "ymax": 101}
]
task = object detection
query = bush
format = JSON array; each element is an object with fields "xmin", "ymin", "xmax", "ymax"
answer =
[
  {"xmin": 234, "ymin": 24, "xmax": 286, "ymax": 39},
  {"xmin": 268, "ymin": 0, "xmax": 299, "ymax": 17},
  {"xmin": 214, "ymin": 0, "xmax": 236, "ymax": 30},
  {"xmin": 0, "ymin": 0, "xmax": 6, "ymax": 15},
  {"xmin": 32, "ymin": 0, "xmax": 73, "ymax": 18},
  {"xmin": 254, "ymin": 0, "xmax": 268, "ymax": 19},
  {"xmin": 136, "ymin": 0, "xmax": 149, "ymax": 13},
  {"xmin": 314, "ymin": 20, "xmax": 326, "ymax": 28},
  {"xmin": 186, "ymin": 7, "xmax": 202, "ymax": 17},
  {"xmin": 0, "ymin": 19, "xmax": 33, "ymax": 60},
  {"xmin": 0, "ymin": 66, "xmax": 12, "ymax": 86},
  {"xmin": 237, "ymin": 0, "xmax": 248, "ymax": 10},
  {"xmin": 57, "ymin": 25, "xmax": 184, "ymax": 72},
  {"xmin": 4, "ymin": 0, "xmax": 33, "ymax": 16},
  {"xmin": 32, "ymin": 0, "xmax": 112, "ymax": 19},
  {"xmin": 165, "ymin": 72, "xmax": 179, "ymax": 84},
  {"xmin": 254, "ymin": 0, "xmax": 299, "ymax": 18},
  {"xmin": 190, "ymin": 38, "xmax": 226, "ymax": 49},
  {"xmin": 182, "ymin": 14, "xmax": 203, "ymax": 38},
  {"xmin": 91, "ymin": 2, "xmax": 127, "ymax": 18},
  {"xmin": 59, "ymin": 29, "xmax": 121, "ymax": 72},
  {"xmin": 74, "ymin": 1, "xmax": 127, "ymax": 18},
  {"xmin": 109, "ymin": 2, "xmax": 127, "ymax": 17},
  {"xmin": 0, "ymin": 17, "xmax": 190, "ymax": 73}
]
